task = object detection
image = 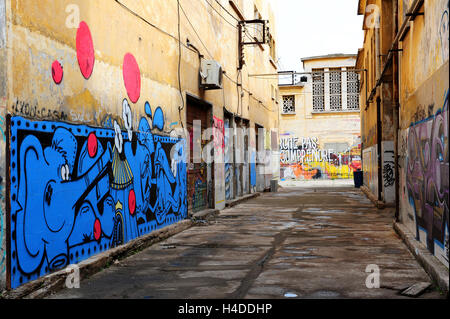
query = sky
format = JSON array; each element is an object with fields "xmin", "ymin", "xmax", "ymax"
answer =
[{"xmin": 273, "ymin": 0, "xmax": 364, "ymax": 72}]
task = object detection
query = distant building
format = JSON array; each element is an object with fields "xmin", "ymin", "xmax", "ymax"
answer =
[{"xmin": 278, "ymin": 54, "xmax": 362, "ymax": 180}]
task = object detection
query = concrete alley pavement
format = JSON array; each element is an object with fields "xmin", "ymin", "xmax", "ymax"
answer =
[{"xmin": 48, "ymin": 185, "xmax": 444, "ymax": 299}]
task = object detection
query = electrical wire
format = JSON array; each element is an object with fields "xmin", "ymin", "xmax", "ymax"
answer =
[
  {"xmin": 203, "ymin": 0, "xmax": 239, "ymax": 29},
  {"xmin": 179, "ymin": 1, "xmax": 214, "ymax": 59},
  {"xmin": 177, "ymin": 0, "xmax": 186, "ymax": 133},
  {"xmin": 202, "ymin": 0, "xmax": 259, "ymax": 43},
  {"xmin": 115, "ymin": 0, "xmax": 181, "ymax": 46},
  {"xmin": 117, "ymin": 0, "xmax": 275, "ymax": 118},
  {"xmin": 213, "ymin": 0, "xmax": 240, "ymax": 22}
]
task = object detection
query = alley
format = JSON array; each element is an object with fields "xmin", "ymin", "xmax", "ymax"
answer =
[{"xmin": 47, "ymin": 185, "xmax": 444, "ymax": 299}]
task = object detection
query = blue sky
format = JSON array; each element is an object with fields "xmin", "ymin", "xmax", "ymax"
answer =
[{"xmin": 274, "ymin": 0, "xmax": 364, "ymax": 72}]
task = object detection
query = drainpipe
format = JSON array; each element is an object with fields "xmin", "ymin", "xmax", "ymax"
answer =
[
  {"xmin": 375, "ymin": 26, "xmax": 383, "ymax": 202},
  {"xmin": 393, "ymin": 0, "xmax": 400, "ymax": 222},
  {"xmin": 365, "ymin": 0, "xmax": 423, "ymax": 106}
]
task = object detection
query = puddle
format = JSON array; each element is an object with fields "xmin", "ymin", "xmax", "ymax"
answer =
[
  {"xmin": 268, "ymin": 222, "xmax": 298, "ymax": 230},
  {"xmin": 303, "ymin": 208, "xmax": 322, "ymax": 212},
  {"xmin": 321, "ymin": 236, "xmax": 338, "ymax": 239},
  {"xmin": 161, "ymin": 245, "xmax": 177, "ymax": 250},
  {"xmin": 272, "ymin": 208, "xmax": 300, "ymax": 213},
  {"xmin": 279, "ymin": 255, "xmax": 326, "ymax": 260},
  {"xmin": 283, "ymin": 249, "xmax": 314, "ymax": 254},
  {"xmin": 304, "ymin": 209, "xmax": 345, "ymax": 214},
  {"xmin": 220, "ymin": 215, "xmax": 241, "ymax": 219},
  {"xmin": 273, "ymin": 192, "xmax": 306, "ymax": 197},
  {"xmin": 284, "ymin": 292, "xmax": 298, "ymax": 298},
  {"xmin": 383, "ymin": 248, "xmax": 403, "ymax": 254},
  {"xmin": 285, "ymin": 247, "xmax": 317, "ymax": 251},
  {"xmin": 311, "ymin": 290, "xmax": 340, "ymax": 298}
]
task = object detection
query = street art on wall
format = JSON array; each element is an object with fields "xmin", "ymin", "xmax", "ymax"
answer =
[
  {"xmin": 9, "ymin": 106, "xmax": 187, "ymax": 288},
  {"xmin": 382, "ymin": 141, "xmax": 395, "ymax": 204},
  {"xmin": 406, "ymin": 91, "xmax": 449, "ymax": 267},
  {"xmin": 280, "ymin": 136, "xmax": 361, "ymax": 180},
  {"xmin": 224, "ymin": 119, "xmax": 232, "ymax": 200},
  {"xmin": 76, "ymin": 21, "xmax": 95, "ymax": 80},
  {"xmin": 7, "ymin": 20, "xmax": 188, "ymax": 288}
]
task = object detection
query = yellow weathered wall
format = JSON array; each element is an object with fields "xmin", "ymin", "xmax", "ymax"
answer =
[
  {"xmin": 6, "ymin": 0, "xmax": 279, "ymax": 129},
  {"xmin": 358, "ymin": 0, "xmax": 449, "ymax": 266},
  {"xmin": 0, "ymin": 0, "xmax": 6, "ymax": 289},
  {"xmin": 397, "ymin": 0, "xmax": 449, "ymax": 267},
  {"xmin": 1, "ymin": 0, "xmax": 280, "ymax": 289}
]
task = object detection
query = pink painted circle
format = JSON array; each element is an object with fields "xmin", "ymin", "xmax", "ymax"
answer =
[
  {"xmin": 123, "ymin": 53, "xmax": 141, "ymax": 103},
  {"xmin": 128, "ymin": 189, "xmax": 136, "ymax": 216},
  {"xmin": 93, "ymin": 219, "xmax": 102, "ymax": 241},
  {"xmin": 52, "ymin": 60, "xmax": 63, "ymax": 84},
  {"xmin": 87, "ymin": 132, "xmax": 98, "ymax": 158},
  {"xmin": 76, "ymin": 21, "xmax": 95, "ymax": 79}
]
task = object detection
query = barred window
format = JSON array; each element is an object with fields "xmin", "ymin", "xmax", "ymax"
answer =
[
  {"xmin": 347, "ymin": 69, "xmax": 360, "ymax": 110},
  {"xmin": 282, "ymin": 95, "xmax": 295, "ymax": 114},
  {"xmin": 312, "ymin": 69, "xmax": 325, "ymax": 112},
  {"xmin": 329, "ymin": 68, "xmax": 342, "ymax": 111}
]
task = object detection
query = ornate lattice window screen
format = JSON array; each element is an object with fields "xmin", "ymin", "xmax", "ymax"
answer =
[
  {"xmin": 282, "ymin": 95, "xmax": 295, "ymax": 114},
  {"xmin": 312, "ymin": 69, "xmax": 325, "ymax": 112},
  {"xmin": 329, "ymin": 68, "xmax": 342, "ymax": 111},
  {"xmin": 347, "ymin": 69, "xmax": 360, "ymax": 110}
]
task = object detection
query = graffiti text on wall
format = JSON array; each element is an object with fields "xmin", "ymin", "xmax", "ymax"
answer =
[
  {"xmin": 406, "ymin": 91, "xmax": 449, "ymax": 267},
  {"xmin": 280, "ymin": 137, "xmax": 335, "ymax": 164},
  {"xmin": 280, "ymin": 136, "xmax": 361, "ymax": 180}
]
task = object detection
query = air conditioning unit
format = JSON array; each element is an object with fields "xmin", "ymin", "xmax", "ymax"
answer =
[{"xmin": 200, "ymin": 59, "xmax": 223, "ymax": 90}]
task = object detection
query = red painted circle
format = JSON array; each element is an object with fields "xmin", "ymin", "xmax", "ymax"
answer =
[
  {"xmin": 76, "ymin": 21, "xmax": 95, "ymax": 79},
  {"xmin": 93, "ymin": 219, "xmax": 102, "ymax": 241},
  {"xmin": 123, "ymin": 53, "xmax": 141, "ymax": 103},
  {"xmin": 87, "ymin": 132, "xmax": 98, "ymax": 158},
  {"xmin": 52, "ymin": 60, "xmax": 63, "ymax": 84},
  {"xmin": 128, "ymin": 189, "xmax": 136, "ymax": 216}
]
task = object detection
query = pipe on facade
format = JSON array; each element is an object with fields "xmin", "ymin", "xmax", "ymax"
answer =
[
  {"xmin": 392, "ymin": 0, "xmax": 400, "ymax": 222},
  {"xmin": 365, "ymin": 0, "xmax": 424, "ymax": 107}
]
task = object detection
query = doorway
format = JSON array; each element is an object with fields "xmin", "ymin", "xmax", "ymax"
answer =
[{"xmin": 186, "ymin": 94, "xmax": 213, "ymax": 213}]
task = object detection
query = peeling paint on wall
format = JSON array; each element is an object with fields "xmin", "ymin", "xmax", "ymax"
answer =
[
  {"xmin": 0, "ymin": 0, "xmax": 7, "ymax": 288},
  {"xmin": 363, "ymin": 145, "xmax": 378, "ymax": 196}
]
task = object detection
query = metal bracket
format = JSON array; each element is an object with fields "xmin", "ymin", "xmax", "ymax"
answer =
[{"xmin": 406, "ymin": 12, "xmax": 424, "ymax": 16}]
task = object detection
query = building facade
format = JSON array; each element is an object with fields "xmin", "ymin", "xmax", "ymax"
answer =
[
  {"xmin": 279, "ymin": 54, "xmax": 362, "ymax": 181},
  {"xmin": 0, "ymin": 0, "xmax": 280, "ymax": 290},
  {"xmin": 357, "ymin": 0, "xmax": 448, "ymax": 268}
]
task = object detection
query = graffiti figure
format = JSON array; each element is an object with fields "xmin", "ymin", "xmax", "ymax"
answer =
[
  {"xmin": 406, "ymin": 92, "xmax": 449, "ymax": 264},
  {"xmin": 15, "ymin": 127, "xmax": 112, "ymax": 275}
]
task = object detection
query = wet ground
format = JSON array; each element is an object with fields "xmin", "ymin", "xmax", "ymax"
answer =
[{"xmin": 47, "ymin": 186, "xmax": 445, "ymax": 299}]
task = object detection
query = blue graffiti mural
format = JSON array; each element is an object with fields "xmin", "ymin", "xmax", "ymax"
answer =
[
  {"xmin": 250, "ymin": 151, "xmax": 256, "ymax": 188},
  {"xmin": 153, "ymin": 107, "xmax": 165, "ymax": 132},
  {"xmin": 9, "ymin": 104, "xmax": 187, "ymax": 288},
  {"xmin": 224, "ymin": 119, "xmax": 232, "ymax": 200}
]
